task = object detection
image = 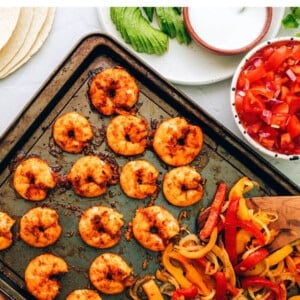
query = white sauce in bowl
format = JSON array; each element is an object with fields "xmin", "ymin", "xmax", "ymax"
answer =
[{"xmin": 188, "ymin": 7, "xmax": 268, "ymax": 50}]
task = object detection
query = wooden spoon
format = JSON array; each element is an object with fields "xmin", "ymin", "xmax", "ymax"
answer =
[
  {"xmin": 246, "ymin": 195, "xmax": 300, "ymax": 252},
  {"xmin": 197, "ymin": 196, "xmax": 300, "ymax": 252}
]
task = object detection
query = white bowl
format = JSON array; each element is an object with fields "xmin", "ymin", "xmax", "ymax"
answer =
[{"xmin": 230, "ymin": 37, "xmax": 300, "ymax": 160}]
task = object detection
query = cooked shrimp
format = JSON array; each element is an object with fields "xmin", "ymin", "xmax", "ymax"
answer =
[
  {"xmin": 13, "ymin": 157, "xmax": 56, "ymax": 201},
  {"xmin": 0, "ymin": 212, "xmax": 15, "ymax": 250},
  {"xmin": 132, "ymin": 206, "xmax": 180, "ymax": 251},
  {"xmin": 120, "ymin": 160, "xmax": 159, "ymax": 199},
  {"xmin": 66, "ymin": 289, "xmax": 102, "ymax": 300},
  {"xmin": 20, "ymin": 207, "xmax": 62, "ymax": 248},
  {"xmin": 89, "ymin": 66, "xmax": 139, "ymax": 116},
  {"xmin": 67, "ymin": 155, "xmax": 115, "ymax": 198},
  {"xmin": 153, "ymin": 117, "xmax": 203, "ymax": 166},
  {"xmin": 163, "ymin": 166, "xmax": 204, "ymax": 207},
  {"xmin": 79, "ymin": 206, "xmax": 124, "ymax": 249},
  {"xmin": 106, "ymin": 115, "xmax": 148, "ymax": 156},
  {"xmin": 25, "ymin": 253, "xmax": 68, "ymax": 300},
  {"xmin": 89, "ymin": 253, "xmax": 134, "ymax": 294},
  {"xmin": 52, "ymin": 111, "xmax": 94, "ymax": 153}
]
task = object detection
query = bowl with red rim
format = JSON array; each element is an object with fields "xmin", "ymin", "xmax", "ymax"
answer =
[
  {"xmin": 183, "ymin": 7, "xmax": 273, "ymax": 55},
  {"xmin": 230, "ymin": 37, "xmax": 300, "ymax": 160}
]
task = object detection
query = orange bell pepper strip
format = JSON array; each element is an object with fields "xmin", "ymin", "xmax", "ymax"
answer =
[
  {"xmin": 285, "ymin": 255, "xmax": 300, "ymax": 286},
  {"xmin": 168, "ymin": 251, "xmax": 211, "ymax": 296}
]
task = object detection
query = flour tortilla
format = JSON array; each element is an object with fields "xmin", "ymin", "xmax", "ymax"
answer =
[
  {"xmin": 0, "ymin": 7, "xmax": 55, "ymax": 79},
  {"xmin": 0, "ymin": 7, "xmax": 20, "ymax": 51},
  {"xmin": 0, "ymin": 8, "xmax": 34, "ymax": 72}
]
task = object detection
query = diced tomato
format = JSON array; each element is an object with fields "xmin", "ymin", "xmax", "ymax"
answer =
[
  {"xmin": 270, "ymin": 113, "xmax": 290, "ymax": 130},
  {"xmin": 272, "ymin": 102, "xmax": 290, "ymax": 114},
  {"xmin": 247, "ymin": 122, "xmax": 263, "ymax": 136},
  {"xmin": 243, "ymin": 59, "xmax": 266, "ymax": 84},
  {"xmin": 280, "ymin": 132, "xmax": 295, "ymax": 152},
  {"xmin": 289, "ymin": 97, "xmax": 300, "ymax": 115},
  {"xmin": 243, "ymin": 91, "xmax": 265, "ymax": 113},
  {"xmin": 292, "ymin": 44, "xmax": 300, "ymax": 60},
  {"xmin": 287, "ymin": 114, "xmax": 300, "ymax": 138},
  {"xmin": 265, "ymin": 45, "xmax": 289, "ymax": 70}
]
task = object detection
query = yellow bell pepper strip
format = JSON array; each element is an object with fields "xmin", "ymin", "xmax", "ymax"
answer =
[
  {"xmin": 142, "ymin": 278, "xmax": 164, "ymax": 300},
  {"xmin": 174, "ymin": 226, "xmax": 218, "ymax": 259},
  {"xmin": 234, "ymin": 247, "xmax": 269, "ymax": 274},
  {"xmin": 211, "ymin": 244, "xmax": 236, "ymax": 286},
  {"xmin": 265, "ymin": 244, "xmax": 293, "ymax": 267},
  {"xmin": 224, "ymin": 196, "xmax": 239, "ymax": 265},
  {"xmin": 228, "ymin": 176, "xmax": 258, "ymax": 220},
  {"xmin": 129, "ymin": 275, "xmax": 154, "ymax": 300},
  {"xmin": 162, "ymin": 243, "xmax": 192, "ymax": 289},
  {"xmin": 241, "ymin": 275, "xmax": 286, "ymax": 300},
  {"xmin": 199, "ymin": 181, "xmax": 227, "ymax": 240},
  {"xmin": 168, "ymin": 251, "xmax": 211, "ymax": 296},
  {"xmin": 242, "ymin": 260, "xmax": 267, "ymax": 276},
  {"xmin": 171, "ymin": 285, "xmax": 198, "ymax": 300},
  {"xmin": 289, "ymin": 296, "xmax": 300, "ymax": 300},
  {"xmin": 236, "ymin": 219, "xmax": 266, "ymax": 245},
  {"xmin": 236, "ymin": 228, "xmax": 252, "ymax": 254}
]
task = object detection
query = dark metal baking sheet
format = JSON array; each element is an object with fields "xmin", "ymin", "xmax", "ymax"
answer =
[{"xmin": 0, "ymin": 33, "xmax": 299, "ymax": 299}]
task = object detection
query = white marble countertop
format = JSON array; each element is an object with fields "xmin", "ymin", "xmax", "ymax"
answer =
[{"xmin": 1, "ymin": 7, "xmax": 300, "ymax": 187}]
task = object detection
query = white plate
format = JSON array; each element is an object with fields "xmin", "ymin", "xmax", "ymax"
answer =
[{"xmin": 97, "ymin": 7, "xmax": 285, "ymax": 85}]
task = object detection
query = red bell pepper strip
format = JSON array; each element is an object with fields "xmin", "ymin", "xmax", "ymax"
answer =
[
  {"xmin": 241, "ymin": 276, "xmax": 285, "ymax": 300},
  {"xmin": 213, "ymin": 271, "xmax": 227, "ymax": 300},
  {"xmin": 171, "ymin": 284, "xmax": 198, "ymax": 300},
  {"xmin": 224, "ymin": 196, "xmax": 240, "ymax": 265},
  {"xmin": 236, "ymin": 219, "xmax": 266, "ymax": 245},
  {"xmin": 234, "ymin": 248, "xmax": 269, "ymax": 274},
  {"xmin": 199, "ymin": 182, "xmax": 227, "ymax": 240},
  {"xmin": 226, "ymin": 282, "xmax": 240, "ymax": 297}
]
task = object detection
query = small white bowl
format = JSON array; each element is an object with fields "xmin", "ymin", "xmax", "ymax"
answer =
[
  {"xmin": 230, "ymin": 37, "xmax": 300, "ymax": 160},
  {"xmin": 183, "ymin": 7, "xmax": 272, "ymax": 55}
]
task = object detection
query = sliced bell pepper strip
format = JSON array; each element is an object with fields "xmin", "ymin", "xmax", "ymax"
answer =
[
  {"xmin": 285, "ymin": 255, "xmax": 300, "ymax": 285},
  {"xmin": 224, "ymin": 196, "xmax": 239, "ymax": 265},
  {"xmin": 234, "ymin": 247, "xmax": 269, "ymax": 273},
  {"xmin": 236, "ymin": 219, "xmax": 266, "ymax": 245},
  {"xmin": 199, "ymin": 181, "xmax": 227, "ymax": 240},
  {"xmin": 265, "ymin": 244, "xmax": 293, "ymax": 267},
  {"xmin": 175, "ymin": 227, "xmax": 218, "ymax": 259},
  {"xmin": 171, "ymin": 285, "xmax": 198, "ymax": 300},
  {"xmin": 162, "ymin": 243, "xmax": 192, "ymax": 289},
  {"xmin": 213, "ymin": 271, "xmax": 227, "ymax": 300},
  {"xmin": 236, "ymin": 228, "xmax": 252, "ymax": 254},
  {"xmin": 168, "ymin": 251, "xmax": 211, "ymax": 296},
  {"xmin": 211, "ymin": 244, "xmax": 236, "ymax": 286},
  {"xmin": 242, "ymin": 260, "xmax": 266, "ymax": 276},
  {"xmin": 142, "ymin": 279, "xmax": 164, "ymax": 300},
  {"xmin": 228, "ymin": 176, "xmax": 258, "ymax": 221},
  {"xmin": 241, "ymin": 275, "xmax": 285, "ymax": 300}
]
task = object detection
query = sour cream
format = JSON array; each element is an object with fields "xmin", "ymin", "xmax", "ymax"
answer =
[{"xmin": 184, "ymin": 7, "xmax": 272, "ymax": 54}]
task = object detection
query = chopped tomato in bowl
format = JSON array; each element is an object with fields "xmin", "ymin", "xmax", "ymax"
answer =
[{"xmin": 231, "ymin": 37, "xmax": 300, "ymax": 160}]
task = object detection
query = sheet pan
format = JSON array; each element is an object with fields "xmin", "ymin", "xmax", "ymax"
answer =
[{"xmin": 0, "ymin": 33, "xmax": 299, "ymax": 299}]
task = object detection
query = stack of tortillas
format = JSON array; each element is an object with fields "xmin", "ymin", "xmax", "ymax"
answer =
[{"xmin": 0, "ymin": 7, "xmax": 55, "ymax": 79}]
